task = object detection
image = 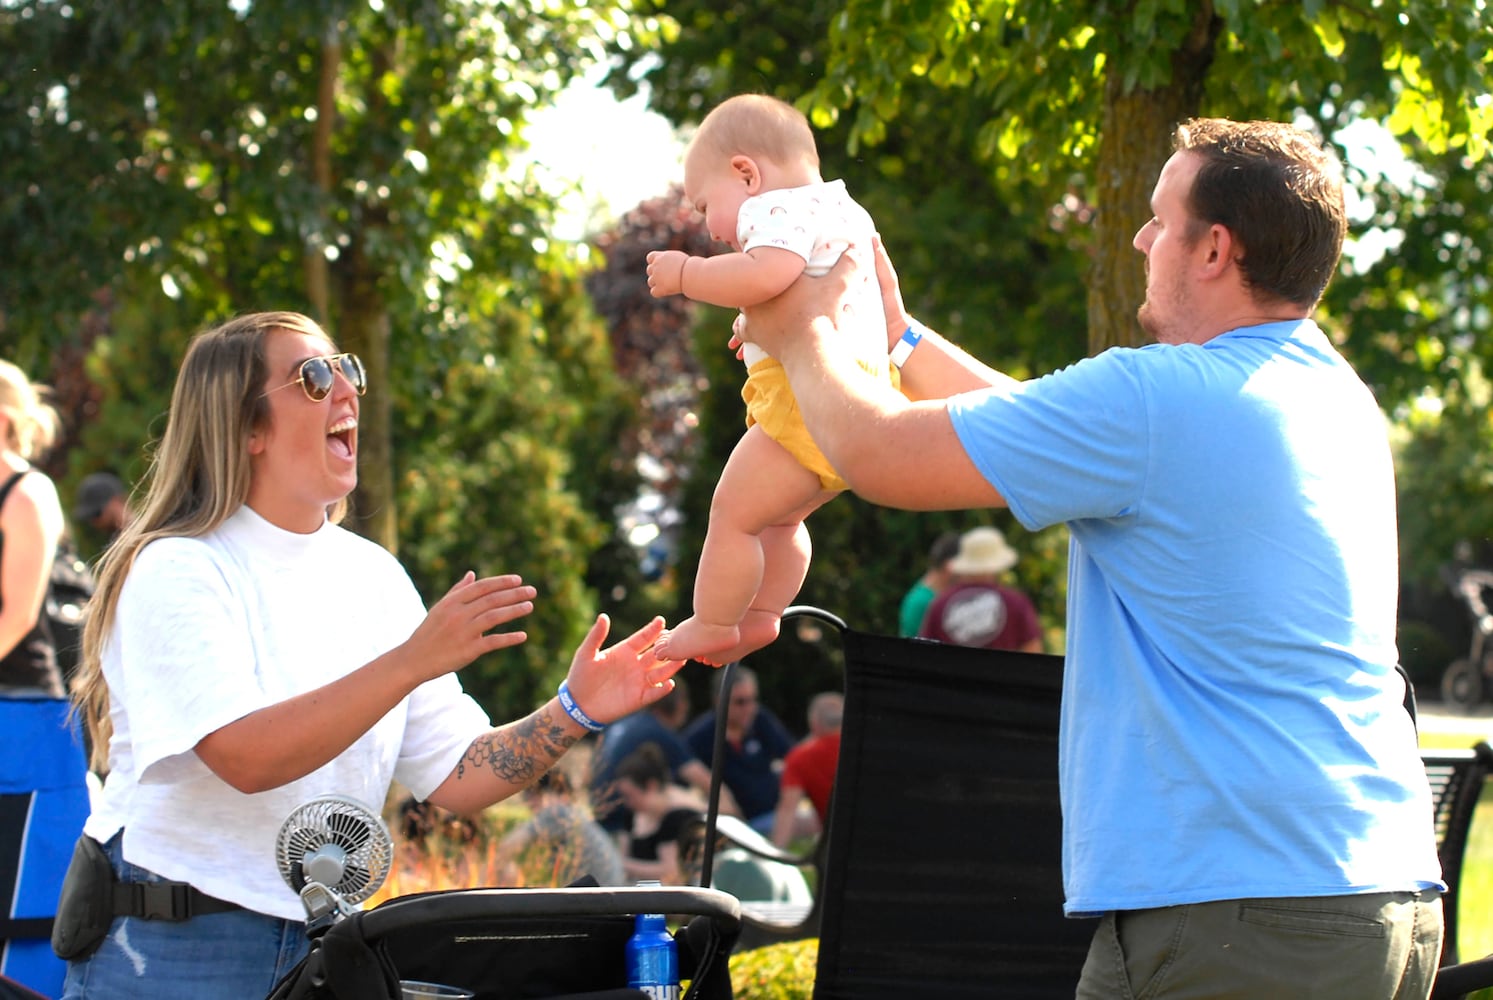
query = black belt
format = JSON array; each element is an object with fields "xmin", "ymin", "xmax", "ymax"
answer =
[{"xmin": 112, "ymin": 880, "xmax": 242, "ymax": 921}]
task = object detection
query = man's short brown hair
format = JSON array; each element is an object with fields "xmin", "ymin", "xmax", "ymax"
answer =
[{"xmin": 1173, "ymin": 118, "xmax": 1346, "ymax": 309}]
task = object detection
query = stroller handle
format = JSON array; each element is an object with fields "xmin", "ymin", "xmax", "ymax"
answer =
[{"xmin": 352, "ymin": 885, "xmax": 742, "ymax": 938}]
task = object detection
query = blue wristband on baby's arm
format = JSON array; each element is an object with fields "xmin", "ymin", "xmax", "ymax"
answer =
[{"xmin": 557, "ymin": 680, "xmax": 605, "ymax": 732}]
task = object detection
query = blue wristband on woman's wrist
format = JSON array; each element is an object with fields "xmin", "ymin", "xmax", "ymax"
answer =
[{"xmin": 557, "ymin": 680, "xmax": 605, "ymax": 732}]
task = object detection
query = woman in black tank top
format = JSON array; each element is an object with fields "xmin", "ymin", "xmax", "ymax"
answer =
[
  {"xmin": 0, "ymin": 359, "xmax": 66, "ymax": 695},
  {"xmin": 0, "ymin": 467, "xmax": 63, "ymax": 696},
  {"xmin": 0, "ymin": 357, "xmax": 89, "ymax": 998}
]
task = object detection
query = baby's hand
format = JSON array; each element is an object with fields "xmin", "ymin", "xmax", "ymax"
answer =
[{"xmin": 646, "ymin": 250, "xmax": 689, "ymax": 298}]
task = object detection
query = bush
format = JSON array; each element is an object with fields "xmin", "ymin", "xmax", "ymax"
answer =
[
  {"xmin": 1399, "ymin": 617, "xmax": 1459, "ymax": 689},
  {"xmin": 728, "ymin": 939, "xmax": 817, "ymax": 1000}
]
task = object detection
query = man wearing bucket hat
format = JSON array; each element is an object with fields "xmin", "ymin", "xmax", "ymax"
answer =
[{"xmin": 918, "ymin": 527, "xmax": 1042, "ymax": 652}]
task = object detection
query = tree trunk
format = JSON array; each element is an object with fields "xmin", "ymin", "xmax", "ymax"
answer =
[
  {"xmin": 305, "ymin": 20, "xmax": 339, "ymax": 327},
  {"xmin": 337, "ymin": 250, "xmax": 397, "ymax": 553},
  {"xmin": 1087, "ymin": 7, "xmax": 1220, "ymax": 354}
]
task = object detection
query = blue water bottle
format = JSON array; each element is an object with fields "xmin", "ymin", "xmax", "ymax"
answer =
[{"xmin": 626, "ymin": 881, "xmax": 679, "ymax": 1000}]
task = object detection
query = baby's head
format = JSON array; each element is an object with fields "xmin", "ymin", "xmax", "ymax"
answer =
[
  {"xmin": 683, "ymin": 94, "xmax": 821, "ymax": 246},
  {"xmin": 689, "ymin": 94, "xmax": 819, "ymax": 172}
]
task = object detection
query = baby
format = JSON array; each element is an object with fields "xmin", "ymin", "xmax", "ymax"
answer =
[{"xmin": 645, "ymin": 94, "xmax": 896, "ymax": 665}]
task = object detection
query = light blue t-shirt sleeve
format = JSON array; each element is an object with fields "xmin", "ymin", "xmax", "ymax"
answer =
[{"xmin": 947, "ymin": 350, "xmax": 1151, "ymax": 530}]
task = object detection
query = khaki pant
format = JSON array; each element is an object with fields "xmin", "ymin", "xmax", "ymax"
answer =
[{"xmin": 1076, "ymin": 890, "xmax": 1443, "ymax": 999}]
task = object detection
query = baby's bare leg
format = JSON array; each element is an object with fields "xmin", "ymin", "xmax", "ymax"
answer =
[
  {"xmin": 656, "ymin": 427, "xmax": 829, "ymax": 664},
  {"xmin": 707, "ymin": 522, "xmax": 815, "ymax": 665}
]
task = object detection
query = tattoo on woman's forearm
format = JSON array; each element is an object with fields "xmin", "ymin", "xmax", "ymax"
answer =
[{"xmin": 456, "ymin": 710, "xmax": 577, "ymax": 784}]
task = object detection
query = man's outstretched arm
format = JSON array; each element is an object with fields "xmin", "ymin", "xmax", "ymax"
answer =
[{"xmin": 740, "ymin": 242, "xmax": 1009, "ymax": 512}]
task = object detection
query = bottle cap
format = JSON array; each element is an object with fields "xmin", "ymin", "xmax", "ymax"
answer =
[{"xmin": 635, "ymin": 879, "xmax": 665, "ymax": 927}]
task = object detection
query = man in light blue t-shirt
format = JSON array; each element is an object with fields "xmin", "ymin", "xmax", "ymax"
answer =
[{"xmin": 737, "ymin": 118, "xmax": 1443, "ymax": 999}]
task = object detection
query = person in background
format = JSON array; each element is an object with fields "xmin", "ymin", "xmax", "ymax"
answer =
[
  {"xmin": 72, "ymin": 472, "xmax": 131, "ymax": 544},
  {"xmin": 682, "ymin": 665, "xmax": 794, "ymax": 837},
  {"xmin": 59, "ymin": 312, "xmax": 686, "ymax": 999},
  {"xmin": 0, "ymin": 361, "xmax": 64, "ymax": 698},
  {"xmin": 497, "ymin": 753, "xmax": 626, "ymax": 888},
  {"xmin": 897, "ymin": 530, "xmax": 961, "ymax": 638},
  {"xmin": 588, "ymin": 676, "xmax": 738, "ymax": 841},
  {"xmin": 644, "ymin": 93, "xmax": 896, "ymax": 666},
  {"xmin": 396, "ymin": 794, "xmax": 480, "ymax": 850},
  {"xmin": 918, "ymin": 526, "xmax": 1043, "ymax": 653},
  {"xmin": 612, "ymin": 741, "xmax": 708, "ymax": 886},
  {"xmin": 0, "ymin": 359, "xmax": 91, "ymax": 998},
  {"xmin": 770, "ymin": 691, "xmax": 842, "ymax": 849},
  {"xmin": 737, "ymin": 118, "xmax": 1442, "ymax": 998}
]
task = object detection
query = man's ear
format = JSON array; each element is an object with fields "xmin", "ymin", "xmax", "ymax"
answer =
[
  {"xmin": 731, "ymin": 154, "xmax": 762, "ymax": 194},
  {"xmin": 1199, "ymin": 223, "xmax": 1238, "ymax": 280}
]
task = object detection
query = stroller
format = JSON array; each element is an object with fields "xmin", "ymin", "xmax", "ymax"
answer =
[
  {"xmin": 266, "ymin": 883, "xmax": 739, "ymax": 1000},
  {"xmin": 263, "ymin": 791, "xmax": 740, "ymax": 998},
  {"xmin": 1438, "ymin": 561, "xmax": 1493, "ymax": 711}
]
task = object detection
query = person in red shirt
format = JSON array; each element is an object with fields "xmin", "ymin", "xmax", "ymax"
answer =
[
  {"xmin": 918, "ymin": 526, "xmax": 1043, "ymax": 653},
  {"xmin": 770, "ymin": 691, "xmax": 843, "ymax": 848}
]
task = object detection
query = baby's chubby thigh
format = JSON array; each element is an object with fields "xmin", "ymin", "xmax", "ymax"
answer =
[{"xmin": 712, "ymin": 424, "xmax": 835, "ymax": 536}]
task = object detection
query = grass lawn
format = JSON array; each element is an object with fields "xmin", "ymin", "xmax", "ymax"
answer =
[{"xmin": 1421, "ymin": 728, "xmax": 1493, "ymax": 999}]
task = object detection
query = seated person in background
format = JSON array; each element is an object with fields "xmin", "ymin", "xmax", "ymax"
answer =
[
  {"xmin": 771, "ymin": 691, "xmax": 842, "ymax": 848},
  {"xmin": 683, "ymin": 665, "xmax": 794, "ymax": 836},
  {"xmin": 612, "ymin": 742, "xmax": 708, "ymax": 885},
  {"xmin": 397, "ymin": 794, "xmax": 480, "ymax": 849},
  {"xmin": 587, "ymin": 677, "xmax": 737, "ymax": 840},
  {"xmin": 497, "ymin": 754, "xmax": 625, "ymax": 887},
  {"xmin": 919, "ymin": 526, "xmax": 1043, "ymax": 652}
]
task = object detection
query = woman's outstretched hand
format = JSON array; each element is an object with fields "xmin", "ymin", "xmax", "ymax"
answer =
[
  {"xmin": 404, "ymin": 571, "xmax": 536, "ymax": 682},
  {"xmin": 563, "ymin": 615, "xmax": 685, "ymax": 725}
]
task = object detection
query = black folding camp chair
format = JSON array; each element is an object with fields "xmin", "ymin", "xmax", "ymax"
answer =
[
  {"xmin": 695, "ymin": 607, "xmax": 1092, "ymax": 998},
  {"xmin": 1425, "ymin": 742, "xmax": 1493, "ymax": 1000},
  {"xmin": 267, "ymin": 884, "xmax": 740, "ymax": 1000}
]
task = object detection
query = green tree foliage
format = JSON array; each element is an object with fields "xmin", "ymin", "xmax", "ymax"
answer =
[
  {"xmin": 807, "ymin": 0, "xmax": 1490, "ymax": 354},
  {"xmin": 1, "ymin": 0, "xmax": 655, "ymax": 719},
  {"xmin": 597, "ymin": 2, "xmax": 1092, "ymax": 708},
  {"xmin": 806, "ymin": 0, "xmax": 1493, "ymax": 618},
  {"xmin": 392, "ymin": 251, "xmax": 644, "ymax": 714},
  {"xmin": 603, "ymin": 2, "xmax": 1493, "ymax": 693}
]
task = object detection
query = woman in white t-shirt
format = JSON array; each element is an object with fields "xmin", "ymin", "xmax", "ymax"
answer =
[{"xmin": 59, "ymin": 312, "xmax": 685, "ymax": 999}]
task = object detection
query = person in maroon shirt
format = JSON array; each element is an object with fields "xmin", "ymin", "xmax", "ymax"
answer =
[
  {"xmin": 771, "ymin": 691, "xmax": 843, "ymax": 848},
  {"xmin": 918, "ymin": 527, "xmax": 1043, "ymax": 653}
]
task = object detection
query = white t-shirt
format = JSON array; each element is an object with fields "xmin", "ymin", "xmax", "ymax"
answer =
[{"xmin": 84, "ymin": 505, "xmax": 491, "ymax": 919}]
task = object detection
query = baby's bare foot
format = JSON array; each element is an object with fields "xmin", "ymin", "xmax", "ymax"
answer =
[
  {"xmin": 703, "ymin": 610, "xmax": 782, "ymax": 665},
  {"xmin": 654, "ymin": 617, "xmax": 742, "ymax": 664}
]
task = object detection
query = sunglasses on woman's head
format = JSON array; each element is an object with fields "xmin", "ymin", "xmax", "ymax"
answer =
[{"xmin": 262, "ymin": 353, "xmax": 367, "ymax": 401}]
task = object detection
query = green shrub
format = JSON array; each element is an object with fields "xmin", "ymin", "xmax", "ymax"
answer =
[
  {"xmin": 728, "ymin": 939, "xmax": 817, "ymax": 1000},
  {"xmin": 1399, "ymin": 617, "xmax": 1457, "ymax": 688}
]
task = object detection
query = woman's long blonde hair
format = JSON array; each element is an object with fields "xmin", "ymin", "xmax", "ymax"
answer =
[
  {"xmin": 73, "ymin": 312, "xmax": 346, "ymax": 770},
  {"xmin": 0, "ymin": 359, "xmax": 60, "ymax": 460}
]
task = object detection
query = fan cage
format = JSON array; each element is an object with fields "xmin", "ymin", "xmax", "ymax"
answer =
[{"xmin": 275, "ymin": 795, "xmax": 394, "ymax": 904}]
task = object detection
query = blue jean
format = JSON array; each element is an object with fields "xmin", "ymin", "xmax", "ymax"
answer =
[{"xmin": 61, "ymin": 834, "xmax": 309, "ymax": 999}]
